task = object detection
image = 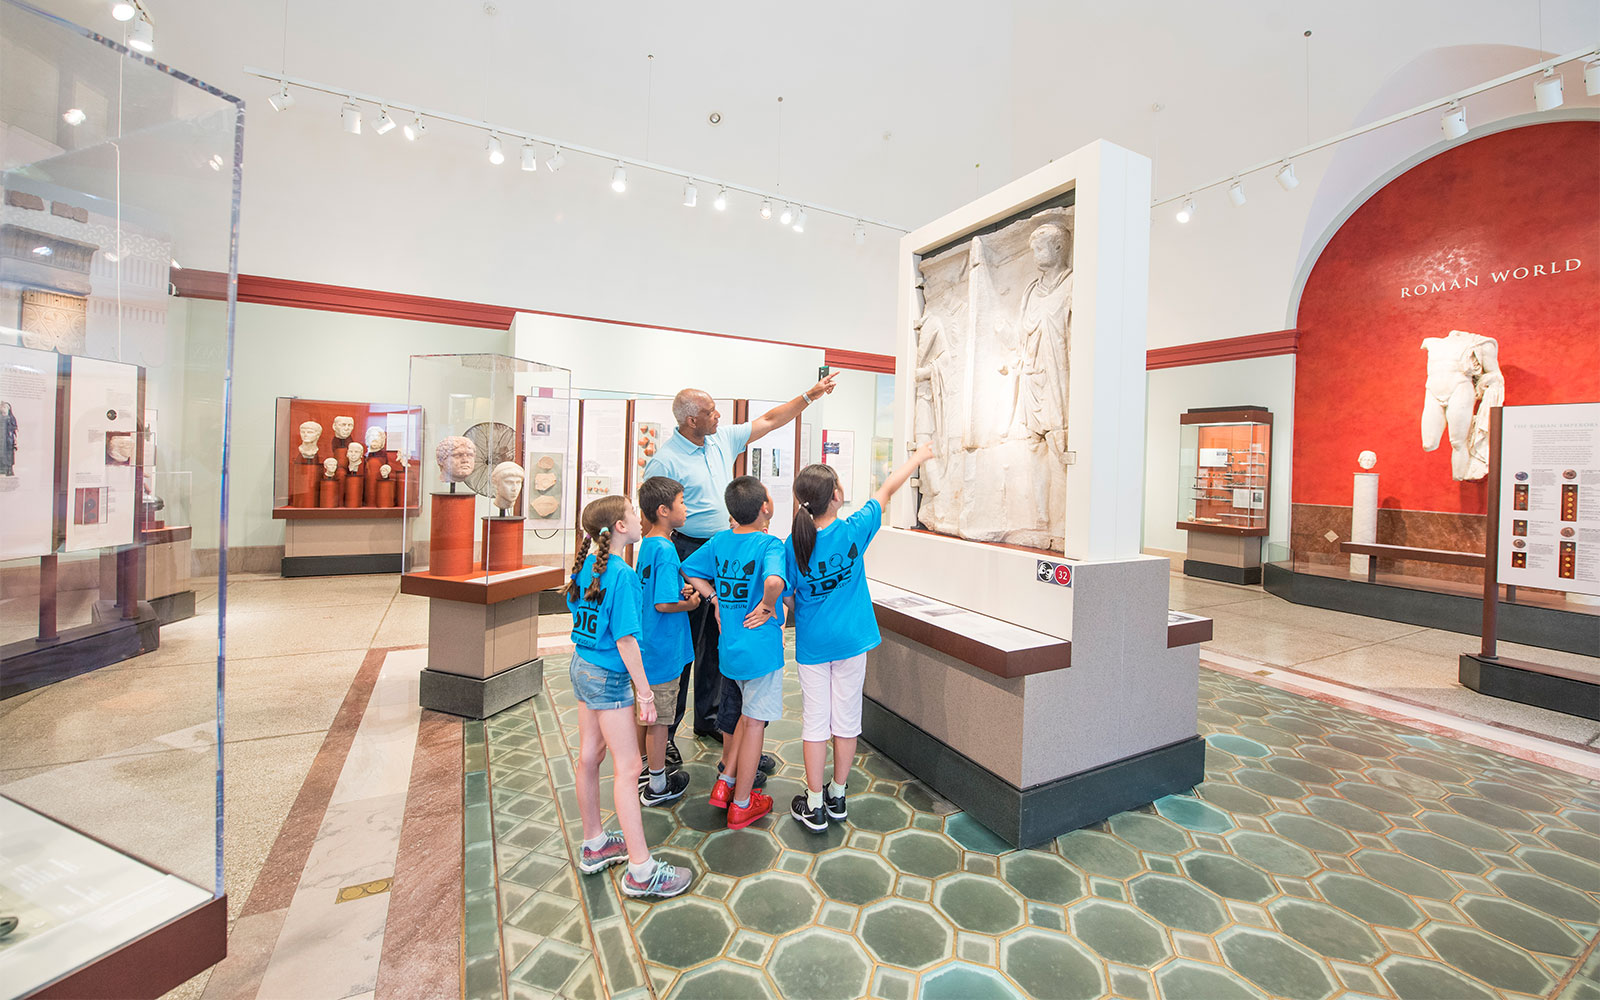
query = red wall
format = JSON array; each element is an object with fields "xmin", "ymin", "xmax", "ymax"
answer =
[{"xmin": 1293, "ymin": 121, "xmax": 1600, "ymax": 514}]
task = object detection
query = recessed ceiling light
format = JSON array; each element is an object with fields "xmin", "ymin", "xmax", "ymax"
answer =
[
  {"xmin": 708, "ymin": 111, "xmax": 723, "ymax": 126},
  {"xmin": 62, "ymin": 108, "xmax": 87, "ymax": 126}
]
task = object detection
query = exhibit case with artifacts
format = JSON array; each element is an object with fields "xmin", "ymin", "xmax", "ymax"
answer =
[
  {"xmin": 270, "ymin": 396, "xmax": 423, "ymax": 576},
  {"xmin": 401, "ymin": 354, "xmax": 572, "ymax": 718},
  {"xmin": 1175, "ymin": 406, "xmax": 1272, "ymax": 584},
  {"xmin": 870, "ymin": 141, "xmax": 1208, "ymax": 848},
  {"xmin": 0, "ymin": 1, "xmax": 236, "ymax": 993}
]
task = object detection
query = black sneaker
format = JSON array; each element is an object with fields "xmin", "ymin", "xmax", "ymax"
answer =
[
  {"xmin": 640, "ymin": 769, "xmax": 691, "ymax": 807},
  {"xmin": 637, "ymin": 763, "xmax": 683, "ymax": 789},
  {"xmin": 824, "ymin": 788, "xmax": 847, "ymax": 821},
  {"xmin": 717, "ymin": 762, "xmax": 766, "ymax": 790},
  {"xmin": 790, "ymin": 794, "xmax": 828, "ymax": 833},
  {"xmin": 758, "ymin": 752, "xmax": 777, "ymax": 775},
  {"xmin": 666, "ymin": 740, "xmax": 683, "ymax": 769}
]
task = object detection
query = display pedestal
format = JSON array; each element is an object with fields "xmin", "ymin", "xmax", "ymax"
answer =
[
  {"xmin": 343, "ymin": 475, "xmax": 364, "ymax": 508},
  {"xmin": 482, "ymin": 516, "xmax": 524, "ymax": 571},
  {"xmin": 1182, "ymin": 530, "xmax": 1262, "ymax": 585},
  {"xmin": 274, "ymin": 506, "xmax": 415, "ymax": 576},
  {"xmin": 1350, "ymin": 472, "xmax": 1378, "ymax": 576},
  {"xmin": 864, "ymin": 529, "xmax": 1206, "ymax": 848},
  {"xmin": 429, "ymin": 491, "xmax": 475, "ymax": 577},
  {"xmin": 375, "ymin": 479, "xmax": 396, "ymax": 508},
  {"xmin": 292, "ymin": 462, "xmax": 318, "ymax": 508},
  {"xmin": 98, "ymin": 526, "xmax": 194, "ymax": 624},
  {"xmin": 317, "ymin": 480, "xmax": 338, "ymax": 508},
  {"xmin": 400, "ymin": 564, "xmax": 564, "ymax": 718}
]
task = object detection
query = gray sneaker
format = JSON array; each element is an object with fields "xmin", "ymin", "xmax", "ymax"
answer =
[
  {"xmin": 578, "ymin": 832, "xmax": 628, "ymax": 874},
  {"xmin": 621, "ymin": 861, "xmax": 694, "ymax": 899}
]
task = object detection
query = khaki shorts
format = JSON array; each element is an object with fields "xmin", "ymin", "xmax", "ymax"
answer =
[{"xmin": 637, "ymin": 675, "xmax": 682, "ymax": 727}]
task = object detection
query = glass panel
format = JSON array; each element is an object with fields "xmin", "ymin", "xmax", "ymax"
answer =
[
  {"xmin": 0, "ymin": 0, "xmax": 238, "ymax": 990},
  {"xmin": 1177, "ymin": 420, "xmax": 1270, "ymax": 533}
]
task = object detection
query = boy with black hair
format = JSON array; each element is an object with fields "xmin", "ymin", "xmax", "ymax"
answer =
[
  {"xmin": 681, "ymin": 475, "xmax": 787, "ymax": 828},
  {"xmin": 635, "ymin": 476, "xmax": 701, "ymax": 806}
]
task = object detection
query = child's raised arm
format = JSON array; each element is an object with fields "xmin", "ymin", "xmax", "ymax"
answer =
[{"xmin": 873, "ymin": 441, "xmax": 935, "ymax": 510}]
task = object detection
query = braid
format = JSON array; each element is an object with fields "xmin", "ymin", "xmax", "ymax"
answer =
[
  {"xmin": 585, "ymin": 528, "xmax": 612, "ymax": 602},
  {"xmin": 564, "ymin": 532, "xmax": 593, "ymax": 600}
]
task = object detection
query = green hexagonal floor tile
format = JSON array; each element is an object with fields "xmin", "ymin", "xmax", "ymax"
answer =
[
  {"xmin": 1055, "ymin": 830, "xmax": 1143, "ymax": 878},
  {"xmin": 1154, "ymin": 960, "xmax": 1263, "ymax": 1000},
  {"xmin": 727, "ymin": 871, "xmax": 820, "ymax": 936},
  {"xmin": 768, "ymin": 927, "xmax": 872, "ymax": 1000},
  {"xmin": 1269, "ymin": 896, "xmax": 1384, "ymax": 962},
  {"xmin": 1217, "ymin": 926, "xmax": 1337, "ymax": 1000},
  {"xmin": 999, "ymin": 928, "xmax": 1105, "ymax": 1000},
  {"xmin": 999, "ymin": 851, "xmax": 1083, "ymax": 905},
  {"xmin": 859, "ymin": 900, "xmax": 953, "ymax": 971},
  {"xmin": 1181, "ymin": 851, "xmax": 1274, "ymax": 902},
  {"xmin": 1067, "ymin": 898, "xmax": 1170, "ymax": 968},
  {"xmin": 933, "ymin": 873, "xmax": 1025, "ymax": 934},
  {"xmin": 1378, "ymin": 956, "xmax": 1497, "ymax": 1000},
  {"xmin": 1420, "ymin": 923, "xmax": 1553, "ymax": 996},
  {"xmin": 919, "ymin": 961, "xmax": 1024, "ymax": 1000},
  {"xmin": 883, "ymin": 829, "xmax": 962, "ymax": 879},
  {"xmin": 1311, "ymin": 871, "xmax": 1425, "ymax": 929},
  {"xmin": 1128, "ymin": 872, "xmax": 1227, "ymax": 933},
  {"xmin": 813, "ymin": 849, "xmax": 895, "ymax": 906},
  {"xmin": 698, "ymin": 828, "xmax": 780, "ymax": 878},
  {"xmin": 636, "ymin": 897, "xmax": 736, "ymax": 969},
  {"xmin": 668, "ymin": 964, "xmax": 777, "ymax": 1000}
]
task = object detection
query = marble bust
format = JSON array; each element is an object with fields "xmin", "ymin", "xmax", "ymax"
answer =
[
  {"xmin": 346, "ymin": 441, "xmax": 365, "ymax": 474},
  {"xmin": 331, "ymin": 415, "xmax": 355, "ymax": 453},
  {"xmin": 380, "ymin": 463, "xmax": 392, "ymax": 480},
  {"xmin": 436, "ymin": 435, "xmax": 476, "ymax": 487},
  {"xmin": 1358, "ymin": 450, "xmax": 1377, "ymax": 470},
  {"xmin": 365, "ymin": 425, "xmax": 387, "ymax": 456},
  {"xmin": 298, "ymin": 420, "xmax": 322, "ymax": 462},
  {"xmin": 491, "ymin": 461, "xmax": 525, "ymax": 514},
  {"xmin": 322, "ymin": 457, "xmax": 338, "ymax": 479}
]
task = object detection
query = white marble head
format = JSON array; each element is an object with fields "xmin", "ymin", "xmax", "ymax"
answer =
[
  {"xmin": 332, "ymin": 415, "xmax": 355, "ymax": 439},
  {"xmin": 1358, "ymin": 450, "xmax": 1378, "ymax": 470},
  {"xmin": 298, "ymin": 420, "xmax": 322, "ymax": 445},
  {"xmin": 1029, "ymin": 222, "xmax": 1071, "ymax": 269},
  {"xmin": 365, "ymin": 426, "xmax": 387, "ymax": 453},
  {"xmin": 346, "ymin": 441, "xmax": 364, "ymax": 471},
  {"xmin": 436, "ymin": 435, "xmax": 476, "ymax": 482},
  {"xmin": 380, "ymin": 463, "xmax": 392, "ymax": 480},
  {"xmin": 323, "ymin": 457, "xmax": 338, "ymax": 477},
  {"xmin": 491, "ymin": 461, "xmax": 525, "ymax": 511}
]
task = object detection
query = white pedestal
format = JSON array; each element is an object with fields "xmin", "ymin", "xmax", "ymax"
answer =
[{"xmin": 1350, "ymin": 473, "xmax": 1379, "ymax": 576}]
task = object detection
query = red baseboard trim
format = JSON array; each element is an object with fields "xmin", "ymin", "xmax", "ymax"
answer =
[{"xmin": 1147, "ymin": 329, "xmax": 1299, "ymax": 370}]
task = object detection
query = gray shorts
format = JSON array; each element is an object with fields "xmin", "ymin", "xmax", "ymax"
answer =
[{"xmin": 734, "ymin": 670, "xmax": 784, "ymax": 722}]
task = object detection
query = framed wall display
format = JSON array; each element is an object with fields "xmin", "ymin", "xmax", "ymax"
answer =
[
  {"xmin": 631, "ymin": 397, "xmax": 674, "ymax": 492},
  {"xmin": 520, "ymin": 392, "xmax": 569, "ymax": 526},
  {"xmin": 578, "ymin": 398, "xmax": 629, "ymax": 505},
  {"xmin": 744, "ymin": 399, "xmax": 800, "ymax": 538},
  {"xmin": 64, "ymin": 356, "xmax": 140, "ymax": 553},
  {"xmin": 0, "ymin": 342, "xmax": 61, "ymax": 560},
  {"xmin": 822, "ymin": 428, "xmax": 856, "ymax": 502},
  {"xmin": 271, "ymin": 397, "xmax": 423, "ymax": 513},
  {"xmin": 1495, "ymin": 402, "xmax": 1599, "ymax": 595}
]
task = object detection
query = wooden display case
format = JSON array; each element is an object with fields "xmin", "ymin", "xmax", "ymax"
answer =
[{"xmin": 1176, "ymin": 407, "xmax": 1272, "ymax": 583}]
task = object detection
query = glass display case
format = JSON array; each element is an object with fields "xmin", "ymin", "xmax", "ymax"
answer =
[
  {"xmin": 1177, "ymin": 407, "xmax": 1272, "ymax": 535},
  {"xmin": 0, "ymin": 0, "xmax": 238, "ymax": 992}
]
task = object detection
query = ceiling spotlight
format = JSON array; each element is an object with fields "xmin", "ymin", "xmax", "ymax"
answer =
[
  {"xmin": 1586, "ymin": 56, "xmax": 1599, "ymax": 97},
  {"xmin": 853, "ymin": 221, "xmax": 866, "ymax": 245},
  {"xmin": 1227, "ymin": 180, "xmax": 1246, "ymax": 206},
  {"xmin": 31, "ymin": 245, "xmax": 52, "ymax": 256},
  {"xmin": 779, "ymin": 203, "xmax": 794, "ymax": 226},
  {"xmin": 1440, "ymin": 102, "xmax": 1467, "ymax": 140},
  {"xmin": 111, "ymin": 2, "xmax": 136, "ymax": 21},
  {"xmin": 403, "ymin": 114, "xmax": 425, "ymax": 141},
  {"xmin": 760, "ymin": 199, "xmax": 773, "ymax": 220},
  {"xmin": 547, "ymin": 147, "xmax": 566, "ymax": 171},
  {"xmin": 792, "ymin": 208, "xmax": 806, "ymax": 233},
  {"xmin": 1534, "ymin": 67, "xmax": 1564, "ymax": 111},
  {"xmin": 373, "ymin": 107, "xmax": 396, "ymax": 135},
  {"xmin": 208, "ymin": 154, "xmax": 223, "ymax": 171},
  {"xmin": 682, "ymin": 179, "xmax": 698, "ymax": 207},
  {"xmin": 1175, "ymin": 197, "xmax": 1195, "ymax": 224},
  {"xmin": 1274, "ymin": 162, "xmax": 1299, "ymax": 190},
  {"xmin": 268, "ymin": 85, "xmax": 294, "ymax": 112},
  {"xmin": 341, "ymin": 101, "xmax": 362, "ymax": 135},
  {"xmin": 62, "ymin": 108, "xmax": 87, "ymax": 126},
  {"xmin": 486, "ymin": 133, "xmax": 505, "ymax": 165},
  {"xmin": 611, "ymin": 161, "xmax": 627, "ymax": 193},
  {"xmin": 713, "ymin": 187, "xmax": 729, "ymax": 211},
  {"xmin": 521, "ymin": 141, "xmax": 538, "ymax": 171},
  {"xmin": 128, "ymin": 13, "xmax": 153, "ymax": 52}
]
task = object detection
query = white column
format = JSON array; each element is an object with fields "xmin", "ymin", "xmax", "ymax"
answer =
[{"xmin": 1350, "ymin": 472, "xmax": 1378, "ymax": 576}]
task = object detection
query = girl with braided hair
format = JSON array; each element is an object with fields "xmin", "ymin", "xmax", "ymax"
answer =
[{"xmin": 565, "ymin": 494, "xmax": 695, "ymax": 898}]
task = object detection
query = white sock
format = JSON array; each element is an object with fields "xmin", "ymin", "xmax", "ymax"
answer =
[
  {"xmin": 806, "ymin": 788, "xmax": 823, "ymax": 810},
  {"xmin": 719, "ymin": 772, "xmax": 736, "ymax": 787},
  {"xmin": 583, "ymin": 833, "xmax": 609, "ymax": 851},
  {"xmin": 828, "ymin": 781, "xmax": 846, "ymax": 798},
  {"xmin": 648, "ymin": 768, "xmax": 667, "ymax": 793},
  {"xmin": 733, "ymin": 796, "xmax": 750, "ymax": 809},
  {"xmin": 628, "ymin": 858, "xmax": 657, "ymax": 881}
]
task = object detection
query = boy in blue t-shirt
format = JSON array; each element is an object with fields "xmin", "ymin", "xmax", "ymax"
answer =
[
  {"xmin": 634, "ymin": 476, "xmax": 701, "ymax": 806},
  {"xmin": 681, "ymin": 476, "xmax": 787, "ymax": 830}
]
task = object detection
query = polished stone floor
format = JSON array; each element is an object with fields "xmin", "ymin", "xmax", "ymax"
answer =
[{"xmin": 473, "ymin": 640, "xmax": 1600, "ymax": 1000}]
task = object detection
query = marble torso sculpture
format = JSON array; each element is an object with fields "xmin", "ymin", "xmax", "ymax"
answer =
[
  {"xmin": 436, "ymin": 435, "xmax": 476, "ymax": 489},
  {"xmin": 490, "ymin": 461, "xmax": 525, "ymax": 514},
  {"xmin": 910, "ymin": 208, "xmax": 1073, "ymax": 551},
  {"xmin": 1420, "ymin": 330, "xmax": 1501, "ymax": 481},
  {"xmin": 298, "ymin": 421, "xmax": 322, "ymax": 462},
  {"xmin": 331, "ymin": 415, "xmax": 355, "ymax": 454}
]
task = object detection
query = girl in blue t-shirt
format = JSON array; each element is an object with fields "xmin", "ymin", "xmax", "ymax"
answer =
[
  {"xmin": 564, "ymin": 494, "xmax": 693, "ymax": 898},
  {"xmin": 785, "ymin": 442, "xmax": 933, "ymax": 832}
]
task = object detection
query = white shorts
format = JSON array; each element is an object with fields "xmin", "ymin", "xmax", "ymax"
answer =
[{"xmin": 797, "ymin": 654, "xmax": 869, "ymax": 741}]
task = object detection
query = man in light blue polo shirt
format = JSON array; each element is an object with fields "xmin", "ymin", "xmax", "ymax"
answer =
[{"xmin": 644, "ymin": 376, "xmax": 836, "ymax": 741}]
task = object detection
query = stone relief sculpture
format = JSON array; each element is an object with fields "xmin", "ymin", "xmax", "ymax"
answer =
[
  {"xmin": 910, "ymin": 206, "xmax": 1073, "ymax": 551},
  {"xmin": 297, "ymin": 420, "xmax": 322, "ymax": 462},
  {"xmin": 490, "ymin": 461, "xmax": 525, "ymax": 514},
  {"xmin": 1420, "ymin": 329, "xmax": 1502, "ymax": 481}
]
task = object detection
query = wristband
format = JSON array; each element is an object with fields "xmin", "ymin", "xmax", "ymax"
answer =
[{"xmin": 636, "ymin": 689, "xmax": 656, "ymax": 701}]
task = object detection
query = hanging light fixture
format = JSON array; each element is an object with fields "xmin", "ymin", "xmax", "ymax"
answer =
[
  {"xmin": 128, "ymin": 12, "xmax": 154, "ymax": 52},
  {"xmin": 111, "ymin": 2, "xmax": 137, "ymax": 21},
  {"xmin": 373, "ymin": 106, "xmax": 396, "ymax": 135},
  {"xmin": 1175, "ymin": 197, "xmax": 1195, "ymax": 224},
  {"xmin": 403, "ymin": 114, "xmax": 426, "ymax": 141},
  {"xmin": 792, "ymin": 208, "xmax": 806, "ymax": 233},
  {"xmin": 521, "ymin": 141, "xmax": 538, "ymax": 171},
  {"xmin": 682, "ymin": 179, "xmax": 698, "ymax": 207},
  {"xmin": 1533, "ymin": 67, "xmax": 1564, "ymax": 111},
  {"xmin": 1274, "ymin": 162, "xmax": 1299, "ymax": 190},
  {"xmin": 779, "ymin": 203, "xmax": 794, "ymax": 226},
  {"xmin": 853, "ymin": 221, "xmax": 866, "ymax": 245},
  {"xmin": 340, "ymin": 101, "xmax": 362, "ymax": 135},
  {"xmin": 713, "ymin": 187, "xmax": 729, "ymax": 211},
  {"xmin": 1440, "ymin": 102, "xmax": 1467, "ymax": 140},
  {"xmin": 611, "ymin": 161, "xmax": 628, "ymax": 192},
  {"xmin": 268, "ymin": 85, "xmax": 294, "ymax": 112},
  {"xmin": 62, "ymin": 108, "xmax": 87, "ymax": 126},
  {"xmin": 1585, "ymin": 56, "xmax": 1600, "ymax": 97},
  {"xmin": 547, "ymin": 148, "xmax": 566, "ymax": 171},
  {"xmin": 486, "ymin": 133, "xmax": 505, "ymax": 165},
  {"xmin": 760, "ymin": 199, "xmax": 773, "ymax": 220},
  {"xmin": 1227, "ymin": 180, "xmax": 1246, "ymax": 206}
]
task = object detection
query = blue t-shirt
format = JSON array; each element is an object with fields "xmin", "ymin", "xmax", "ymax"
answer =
[
  {"xmin": 786, "ymin": 499, "xmax": 884, "ymax": 664},
  {"xmin": 641, "ymin": 423, "xmax": 754, "ymax": 538},
  {"xmin": 680, "ymin": 530, "xmax": 787, "ymax": 680},
  {"xmin": 636, "ymin": 535, "xmax": 694, "ymax": 685},
  {"xmin": 566, "ymin": 552, "xmax": 643, "ymax": 673}
]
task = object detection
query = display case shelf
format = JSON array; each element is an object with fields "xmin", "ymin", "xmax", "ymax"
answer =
[{"xmin": 1177, "ymin": 407, "xmax": 1272, "ymax": 538}]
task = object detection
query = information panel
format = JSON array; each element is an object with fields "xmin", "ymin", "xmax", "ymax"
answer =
[
  {"xmin": 0, "ymin": 343, "xmax": 60, "ymax": 560},
  {"xmin": 745, "ymin": 399, "xmax": 797, "ymax": 538},
  {"xmin": 578, "ymin": 398, "xmax": 629, "ymax": 505},
  {"xmin": 63, "ymin": 356, "xmax": 139, "ymax": 553},
  {"xmin": 1496, "ymin": 402, "xmax": 1600, "ymax": 595}
]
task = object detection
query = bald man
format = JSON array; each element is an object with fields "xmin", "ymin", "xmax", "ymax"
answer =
[{"xmin": 643, "ymin": 375, "xmax": 837, "ymax": 744}]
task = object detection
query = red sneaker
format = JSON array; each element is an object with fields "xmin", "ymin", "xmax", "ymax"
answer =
[
  {"xmin": 709, "ymin": 779, "xmax": 733, "ymax": 810},
  {"xmin": 727, "ymin": 791, "xmax": 773, "ymax": 830}
]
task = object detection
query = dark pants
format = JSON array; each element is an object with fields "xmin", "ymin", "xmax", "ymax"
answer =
[{"xmin": 670, "ymin": 531, "xmax": 724, "ymax": 737}]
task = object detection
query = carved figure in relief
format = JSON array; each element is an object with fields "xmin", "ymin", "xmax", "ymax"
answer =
[
  {"xmin": 346, "ymin": 442, "xmax": 365, "ymax": 474},
  {"xmin": 0, "ymin": 401, "xmax": 16, "ymax": 476},
  {"xmin": 436, "ymin": 435, "xmax": 476, "ymax": 488},
  {"xmin": 297, "ymin": 420, "xmax": 322, "ymax": 462},
  {"xmin": 1005, "ymin": 223, "xmax": 1072, "ymax": 452},
  {"xmin": 1420, "ymin": 329, "xmax": 1500, "ymax": 481},
  {"xmin": 491, "ymin": 461, "xmax": 525, "ymax": 514}
]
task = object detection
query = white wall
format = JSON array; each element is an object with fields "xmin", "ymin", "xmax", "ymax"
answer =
[
  {"xmin": 1142, "ymin": 356, "xmax": 1296, "ymax": 558},
  {"xmin": 192, "ymin": 301, "xmax": 511, "ymax": 549}
]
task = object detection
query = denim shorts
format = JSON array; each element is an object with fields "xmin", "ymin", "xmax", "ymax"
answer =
[{"xmin": 570, "ymin": 651, "xmax": 634, "ymax": 711}]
